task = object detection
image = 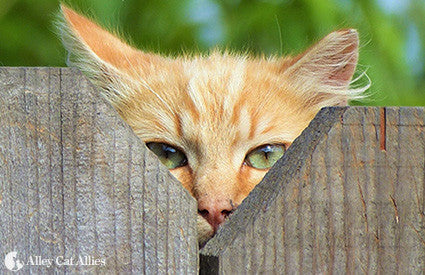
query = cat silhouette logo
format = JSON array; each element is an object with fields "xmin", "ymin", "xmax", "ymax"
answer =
[{"xmin": 4, "ymin": 251, "xmax": 24, "ymax": 272}]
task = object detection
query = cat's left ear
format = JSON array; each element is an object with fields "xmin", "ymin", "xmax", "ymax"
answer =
[
  {"xmin": 57, "ymin": 5, "xmax": 163, "ymax": 104},
  {"xmin": 283, "ymin": 29, "xmax": 363, "ymax": 106}
]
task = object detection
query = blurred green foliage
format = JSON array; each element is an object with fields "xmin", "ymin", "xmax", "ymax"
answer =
[{"xmin": 0, "ymin": 0, "xmax": 424, "ymax": 105}]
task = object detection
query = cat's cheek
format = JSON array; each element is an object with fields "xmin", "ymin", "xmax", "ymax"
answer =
[
  {"xmin": 235, "ymin": 166, "xmax": 269, "ymax": 204},
  {"xmin": 168, "ymin": 166, "xmax": 195, "ymax": 197},
  {"xmin": 197, "ymin": 214, "xmax": 214, "ymax": 246}
]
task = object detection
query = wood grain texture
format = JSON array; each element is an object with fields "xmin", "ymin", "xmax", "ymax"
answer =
[
  {"xmin": 0, "ymin": 67, "xmax": 198, "ymax": 274},
  {"xmin": 2, "ymin": 67, "xmax": 425, "ymax": 274},
  {"xmin": 201, "ymin": 107, "xmax": 425, "ymax": 274}
]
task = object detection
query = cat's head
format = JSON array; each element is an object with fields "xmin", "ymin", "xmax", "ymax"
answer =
[{"xmin": 58, "ymin": 5, "xmax": 367, "ymax": 244}]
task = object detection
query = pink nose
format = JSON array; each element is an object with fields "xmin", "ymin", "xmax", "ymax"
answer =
[{"xmin": 198, "ymin": 200, "xmax": 234, "ymax": 233}]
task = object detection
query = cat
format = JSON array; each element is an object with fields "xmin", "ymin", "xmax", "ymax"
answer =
[{"xmin": 58, "ymin": 5, "xmax": 368, "ymax": 246}]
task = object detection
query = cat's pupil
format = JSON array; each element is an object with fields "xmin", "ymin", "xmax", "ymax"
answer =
[
  {"xmin": 163, "ymin": 145, "xmax": 176, "ymax": 157},
  {"xmin": 262, "ymin": 146, "xmax": 272, "ymax": 159},
  {"xmin": 146, "ymin": 142, "xmax": 188, "ymax": 169},
  {"xmin": 245, "ymin": 144, "xmax": 286, "ymax": 170}
]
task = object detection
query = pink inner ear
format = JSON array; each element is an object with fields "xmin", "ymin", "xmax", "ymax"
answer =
[
  {"xmin": 327, "ymin": 31, "xmax": 359, "ymax": 86},
  {"xmin": 280, "ymin": 29, "xmax": 360, "ymax": 106},
  {"xmin": 288, "ymin": 29, "xmax": 359, "ymax": 85}
]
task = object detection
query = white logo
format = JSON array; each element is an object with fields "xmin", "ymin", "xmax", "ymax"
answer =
[
  {"xmin": 4, "ymin": 251, "xmax": 106, "ymax": 271},
  {"xmin": 4, "ymin": 251, "xmax": 24, "ymax": 272}
]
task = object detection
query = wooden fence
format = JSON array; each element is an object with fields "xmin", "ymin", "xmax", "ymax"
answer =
[{"xmin": 1, "ymin": 67, "xmax": 424, "ymax": 274}]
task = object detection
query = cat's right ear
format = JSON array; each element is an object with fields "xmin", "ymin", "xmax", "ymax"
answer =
[
  {"xmin": 282, "ymin": 29, "xmax": 367, "ymax": 107},
  {"xmin": 57, "ymin": 5, "xmax": 161, "ymax": 104}
]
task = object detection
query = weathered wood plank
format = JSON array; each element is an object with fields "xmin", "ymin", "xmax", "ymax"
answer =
[
  {"xmin": 0, "ymin": 67, "xmax": 198, "ymax": 274},
  {"xmin": 2, "ymin": 67, "xmax": 425, "ymax": 274},
  {"xmin": 201, "ymin": 107, "xmax": 425, "ymax": 274}
]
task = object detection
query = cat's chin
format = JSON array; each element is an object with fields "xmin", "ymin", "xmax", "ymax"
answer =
[{"xmin": 197, "ymin": 214, "xmax": 214, "ymax": 248}]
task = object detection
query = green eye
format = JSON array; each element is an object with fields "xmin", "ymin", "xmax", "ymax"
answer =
[
  {"xmin": 245, "ymin": 144, "xmax": 286, "ymax": 170},
  {"xmin": 146, "ymin": 142, "xmax": 188, "ymax": 169}
]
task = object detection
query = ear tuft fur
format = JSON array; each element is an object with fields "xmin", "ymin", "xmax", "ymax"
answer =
[
  {"xmin": 283, "ymin": 29, "xmax": 370, "ymax": 107},
  {"xmin": 56, "ymin": 4, "xmax": 161, "ymax": 105}
]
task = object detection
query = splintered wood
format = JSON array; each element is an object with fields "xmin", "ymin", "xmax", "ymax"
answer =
[{"xmin": 0, "ymin": 67, "xmax": 198, "ymax": 274}]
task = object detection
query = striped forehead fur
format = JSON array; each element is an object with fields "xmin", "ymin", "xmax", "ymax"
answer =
[
  {"xmin": 58, "ymin": 6, "xmax": 372, "ymax": 245},
  {"xmin": 57, "ymin": 6, "xmax": 369, "ymax": 147},
  {"xmin": 184, "ymin": 52, "xmax": 247, "ymax": 119},
  {"xmin": 123, "ymin": 51, "xmax": 320, "ymax": 145}
]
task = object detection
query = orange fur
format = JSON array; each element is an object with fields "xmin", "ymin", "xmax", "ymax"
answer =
[{"xmin": 57, "ymin": 5, "xmax": 369, "ymax": 245}]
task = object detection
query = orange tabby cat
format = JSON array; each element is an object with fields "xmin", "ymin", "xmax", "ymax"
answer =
[{"xmin": 58, "ymin": 5, "xmax": 367, "ymax": 245}]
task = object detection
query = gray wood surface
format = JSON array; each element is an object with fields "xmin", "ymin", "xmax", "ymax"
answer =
[
  {"xmin": 201, "ymin": 107, "xmax": 425, "ymax": 274},
  {"xmin": 2, "ymin": 67, "xmax": 425, "ymax": 274},
  {"xmin": 0, "ymin": 67, "xmax": 198, "ymax": 274}
]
